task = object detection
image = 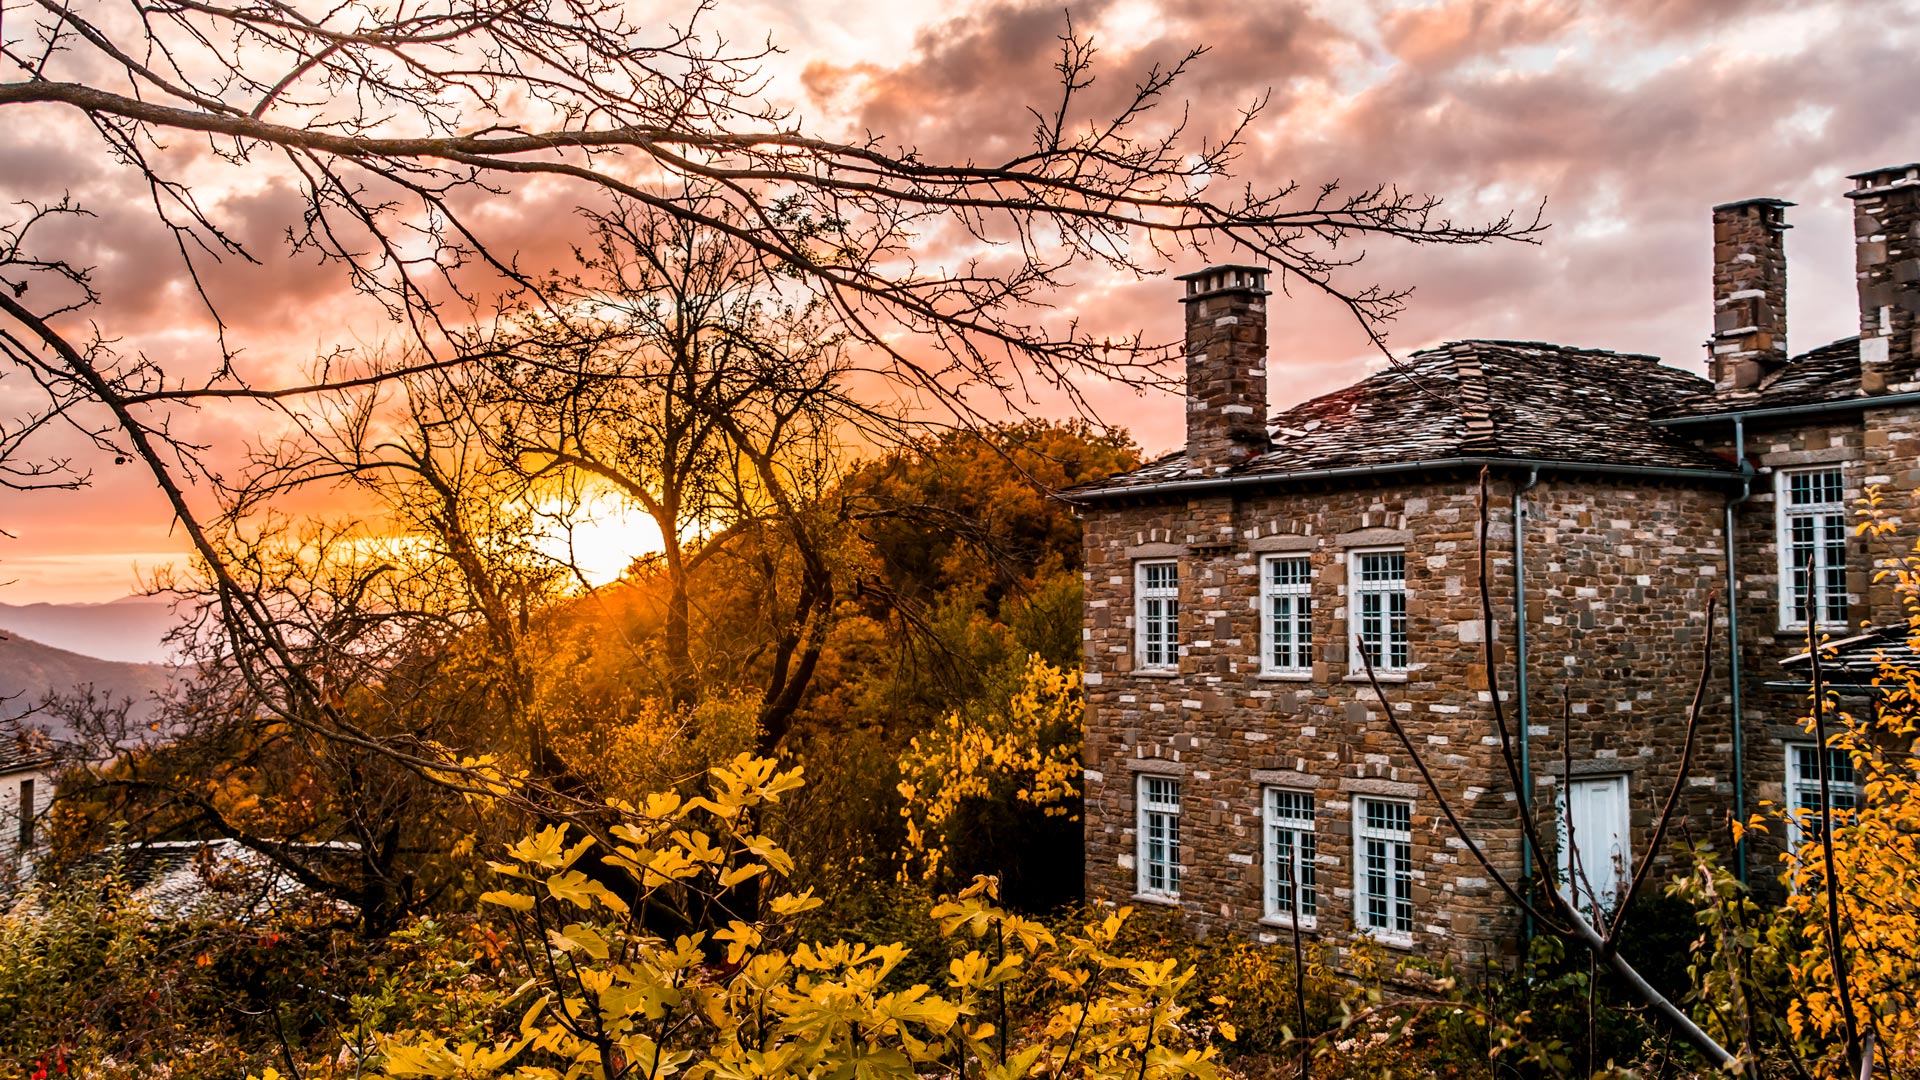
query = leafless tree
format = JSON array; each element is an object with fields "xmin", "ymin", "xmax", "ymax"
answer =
[
  {"xmin": 0, "ymin": 0, "xmax": 1539, "ymax": 862},
  {"xmin": 489, "ymin": 191, "xmax": 853, "ymax": 735},
  {"xmin": 51, "ymin": 515, "xmax": 532, "ymax": 934}
]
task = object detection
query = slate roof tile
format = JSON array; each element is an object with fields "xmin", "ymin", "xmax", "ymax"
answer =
[
  {"xmin": 1067, "ymin": 340, "xmax": 1736, "ymax": 497},
  {"xmin": 1776, "ymin": 624, "xmax": 1920, "ymax": 685},
  {"xmin": 0, "ymin": 726, "xmax": 55, "ymax": 775},
  {"xmin": 1657, "ymin": 337, "xmax": 1877, "ymax": 418},
  {"xmin": 68, "ymin": 838, "xmax": 361, "ymax": 923}
]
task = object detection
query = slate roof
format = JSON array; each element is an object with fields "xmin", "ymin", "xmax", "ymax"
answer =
[
  {"xmin": 1774, "ymin": 625, "xmax": 1920, "ymax": 689},
  {"xmin": 0, "ymin": 726, "xmax": 55, "ymax": 775},
  {"xmin": 1065, "ymin": 340, "xmax": 1737, "ymax": 499},
  {"xmin": 1658, "ymin": 337, "xmax": 1888, "ymax": 420},
  {"xmin": 71, "ymin": 839, "xmax": 359, "ymax": 923}
]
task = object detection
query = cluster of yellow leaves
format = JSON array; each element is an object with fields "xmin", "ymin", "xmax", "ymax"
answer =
[
  {"xmin": 895, "ymin": 657, "xmax": 1083, "ymax": 883},
  {"xmin": 1688, "ymin": 487, "xmax": 1920, "ymax": 1069},
  {"xmin": 283, "ymin": 751, "xmax": 1228, "ymax": 1080},
  {"xmin": 1764, "ymin": 490, "xmax": 1920, "ymax": 1059}
]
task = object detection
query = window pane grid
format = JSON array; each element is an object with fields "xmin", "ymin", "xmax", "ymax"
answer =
[
  {"xmin": 1138, "ymin": 776, "xmax": 1182, "ymax": 897},
  {"xmin": 1264, "ymin": 788, "xmax": 1317, "ymax": 921},
  {"xmin": 1788, "ymin": 744, "xmax": 1858, "ymax": 849},
  {"xmin": 1357, "ymin": 798, "xmax": 1414, "ymax": 938},
  {"xmin": 1353, "ymin": 551, "xmax": 1409, "ymax": 672},
  {"xmin": 1782, "ymin": 469, "xmax": 1848, "ymax": 626},
  {"xmin": 1136, "ymin": 561, "xmax": 1180, "ymax": 669},
  {"xmin": 1264, "ymin": 557, "xmax": 1313, "ymax": 673}
]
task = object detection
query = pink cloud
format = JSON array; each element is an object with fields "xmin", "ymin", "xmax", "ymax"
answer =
[{"xmin": 5, "ymin": 0, "xmax": 1920, "ymax": 604}]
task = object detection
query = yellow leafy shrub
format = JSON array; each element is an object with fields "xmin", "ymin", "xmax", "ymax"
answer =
[
  {"xmin": 283, "ymin": 752, "xmax": 1230, "ymax": 1080},
  {"xmin": 894, "ymin": 656, "xmax": 1082, "ymax": 884}
]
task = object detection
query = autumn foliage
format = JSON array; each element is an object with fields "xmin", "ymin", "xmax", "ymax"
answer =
[{"xmin": 319, "ymin": 755, "xmax": 1232, "ymax": 1080}]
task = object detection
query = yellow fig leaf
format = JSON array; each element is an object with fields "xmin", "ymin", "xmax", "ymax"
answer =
[
  {"xmin": 546, "ymin": 870, "xmax": 630, "ymax": 914},
  {"xmin": 480, "ymin": 890, "xmax": 536, "ymax": 913}
]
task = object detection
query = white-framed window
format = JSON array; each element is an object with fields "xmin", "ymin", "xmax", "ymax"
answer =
[
  {"xmin": 1134, "ymin": 560, "xmax": 1180, "ymax": 671},
  {"xmin": 1777, "ymin": 467, "xmax": 1849, "ymax": 628},
  {"xmin": 1349, "ymin": 549, "xmax": 1409, "ymax": 673},
  {"xmin": 1263, "ymin": 787, "xmax": 1317, "ymax": 925},
  {"xmin": 1136, "ymin": 775, "xmax": 1183, "ymax": 898},
  {"xmin": 1262, "ymin": 556, "xmax": 1313, "ymax": 675},
  {"xmin": 1786, "ymin": 743, "xmax": 1858, "ymax": 853},
  {"xmin": 1354, "ymin": 796, "xmax": 1413, "ymax": 943},
  {"xmin": 1557, "ymin": 774, "xmax": 1631, "ymax": 916}
]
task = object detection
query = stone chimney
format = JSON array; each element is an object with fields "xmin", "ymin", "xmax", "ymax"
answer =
[
  {"xmin": 1709, "ymin": 198, "xmax": 1792, "ymax": 392},
  {"xmin": 1846, "ymin": 163, "xmax": 1920, "ymax": 393},
  {"xmin": 1178, "ymin": 264, "xmax": 1270, "ymax": 470}
]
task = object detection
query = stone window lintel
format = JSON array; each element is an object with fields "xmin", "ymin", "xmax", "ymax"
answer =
[
  {"xmin": 1338, "ymin": 777, "xmax": 1421, "ymax": 798},
  {"xmin": 1251, "ymin": 768, "xmax": 1318, "ymax": 788},
  {"xmin": 1335, "ymin": 526, "xmax": 1415, "ymax": 548},
  {"xmin": 1248, "ymin": 534, "xmax": 1317, "ymax": 553}
]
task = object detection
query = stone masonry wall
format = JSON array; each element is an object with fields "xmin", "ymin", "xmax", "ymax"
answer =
[
  {"xmin": 1080, "ymin": 470, "xmax": 1731, "ymax": 968},
  {"xmin": 1517, "ymin": 478, "xmax": 1735, "ymax": 896},
  {"xmin": 1697, "ymin": 419, "xmax": 1870, "ymax": 897}
]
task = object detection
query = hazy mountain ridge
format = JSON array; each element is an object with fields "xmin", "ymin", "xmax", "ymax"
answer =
[
  {"xmin": 0, "ymin": 630, "xmax": 178, "ymax": 741},
  {"xmin": 0, "ymin": 597, "xmax": 183, "ymax": 665}
]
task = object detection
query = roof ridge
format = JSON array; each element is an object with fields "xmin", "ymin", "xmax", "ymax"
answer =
[
  {"xmin": 1423, "ymin": 338, "xmax": 1664, "ymax": 363},
  {"xmin": 1791, "ymin": 334, "xmax": 1862, "ymax": 362}
]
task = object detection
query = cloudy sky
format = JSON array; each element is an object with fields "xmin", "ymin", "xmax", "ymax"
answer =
[{"xmin": 5, "ymin": 0, "xmax": 1920, "ymax": 603}]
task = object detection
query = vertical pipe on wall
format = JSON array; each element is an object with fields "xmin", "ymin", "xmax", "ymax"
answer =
[
  {"xmin": 1514, "ymin": 467, "xmax": 1541, "ymax": 939},
  {"xmin": 1726, "ymin": 417, "xmax": 1752, "ymax": 884}
]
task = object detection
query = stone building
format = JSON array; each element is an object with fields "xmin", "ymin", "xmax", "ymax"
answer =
[{"xmin": 1062, "ymin": 162, "xmax": 1920, "ymax": 967}]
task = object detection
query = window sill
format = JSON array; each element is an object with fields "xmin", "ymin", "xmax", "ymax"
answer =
[
  {"xmin": 1127, "ymin": 669, "xmax": 1181, "ymax": 679},
  {"xmin": 1258, "ymin": 671, "xmax": 1314, "ymax": 682},
  {"xmin": 1343, "ymin": 672, "xmax": 1408, "ymax": 684},
  {"xmin": 1130, "ymin": 892, "xmax": 1182, "ymax": 908},
  {"xmin": 1774, "ymin": 625, "xmax": 1852, "ymax": 639},
  {"xmin": 1354, "ymin": 930, "xmax": 1415, "ymax": 951},
  {"xmin": 1259, "ymin": 914, "xmax": 1318, "ymax": 931}
]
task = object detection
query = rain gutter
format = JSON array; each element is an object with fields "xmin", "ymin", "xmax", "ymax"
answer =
[
  {"xmin": 1654, "ymin": 390, "xmax": 1920, "ymax": 428},
  {"xmin": 1058, "ymin": 456, "xmax": 1741, "ymax": 503}
]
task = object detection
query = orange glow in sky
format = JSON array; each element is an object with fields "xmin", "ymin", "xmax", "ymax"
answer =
[{"xmin": 5, "ymin": 0, "xmax": 1920, "ymax": 603}]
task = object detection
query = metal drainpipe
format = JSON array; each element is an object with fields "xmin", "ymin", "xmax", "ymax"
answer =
[
  {"xmin": 1726, "ymin": 417, "xmax": 1753, "ymax": 884},
  {"xmin": 1514, "ymin": 466, "xmax": 1541, "ymax": 940}
]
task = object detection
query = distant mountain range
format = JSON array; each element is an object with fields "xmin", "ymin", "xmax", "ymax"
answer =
[
  {"xmin": 0, "ymin": 596, "xmax": 183, "ymax": 665},
  {"xmin": 0, "ymin": 631, "xmax": 178, "ymax": 742}
]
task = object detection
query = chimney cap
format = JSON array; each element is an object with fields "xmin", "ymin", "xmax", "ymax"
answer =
[
  {"xmin": 1176, "ymin": 263, "xmax": 1270, "ymax": 302},
  {"xmin": 1846, "ymin": 163, "xmax": 1920, "ymax": 197},
  {"xmin": 1711, "ymin": 197, "xmax": 1795, "ymax": 213},
  {"xmin": 1174, "ymin": 263, "xmax": 1269, "ymax": 282}
]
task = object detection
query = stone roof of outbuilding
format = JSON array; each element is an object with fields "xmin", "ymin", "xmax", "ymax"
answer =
[
  {"xmin": 0, "ymin": 726, "xmax": 54, "ymax": 775},
  {"xmin": 1775, "ymin": 624, "xmax": 1920, "ymax": 688},
  {"xmin": 1065, "ymin": 340, "xmax": 1737, "ymax": 498},
  {"xmin": 69, "ymin": 838, "xmax": 360, "ymax": 923},
  {"xmin": 1657, "ymin": 336, "xmax": 1888, "ymax": 419}
]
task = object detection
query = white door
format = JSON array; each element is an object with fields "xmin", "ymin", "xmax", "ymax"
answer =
[{"xmin": 1558, "ymin": 775, "xmax": 1631, "ymax": 915}]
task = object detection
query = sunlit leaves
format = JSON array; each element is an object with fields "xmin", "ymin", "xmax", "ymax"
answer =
[
  {"xmin": 376, "ymin": 1034, "xmax": 533, "ymax": 1078},
  {"xmin": 1676, "ymin": 485, "xmax": 1920, "ymax": 1075},
  {"xmin": 896, "ymin": 656, "xmax": 1084, "ymax": 885},
  {"xmin": 368, "ymin": 754, "xmax": 1227, "ymax": 1080},
  {"xmin": 545, "ymin": 871, "xmax": 628, "ymax": 914}
]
